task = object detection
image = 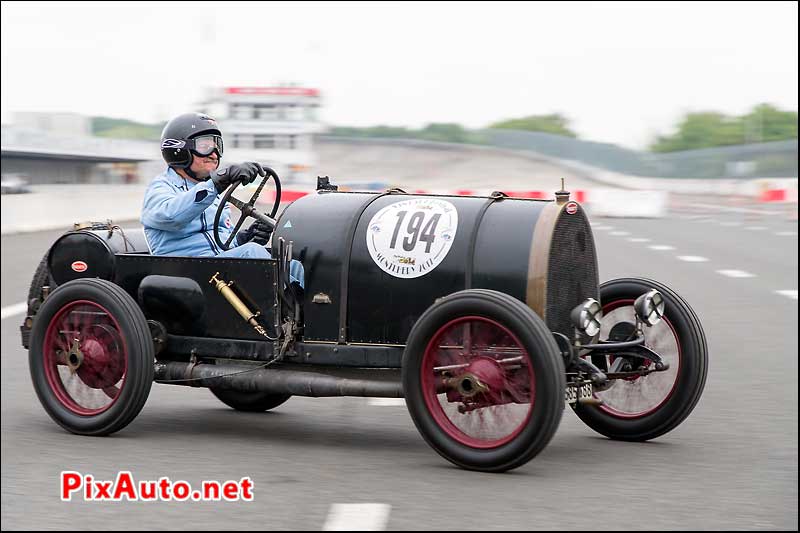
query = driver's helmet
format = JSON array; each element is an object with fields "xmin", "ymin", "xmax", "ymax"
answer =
[{"xmin": 160, "ymin": 112, "xmax": 223, "ymax": 169}]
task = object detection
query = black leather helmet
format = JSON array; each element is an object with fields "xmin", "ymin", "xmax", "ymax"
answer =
[{"xmin": 160, "ymin": 112, "xmax": 223, "ymax": 169}]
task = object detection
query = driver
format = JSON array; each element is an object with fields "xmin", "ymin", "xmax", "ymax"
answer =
[{"xmin": 141, "ymin": 112, "xmax": 303, "ymax": 287}]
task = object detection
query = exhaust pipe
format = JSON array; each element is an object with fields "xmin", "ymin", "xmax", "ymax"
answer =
[{"xmin": 154, "ymin": 361, "xmax": 404, "ymax": 398}]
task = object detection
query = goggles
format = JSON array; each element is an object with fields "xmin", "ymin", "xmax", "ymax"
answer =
[{"xmin": 190, "ymin": 134, "xmax": 223, "ymax": 157}]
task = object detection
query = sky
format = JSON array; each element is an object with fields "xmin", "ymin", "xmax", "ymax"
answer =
[{"xmin": 1, "ymin": 1, "xmax": 797, "ymax": 149}]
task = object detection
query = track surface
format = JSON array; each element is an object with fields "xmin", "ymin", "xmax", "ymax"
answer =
[{"xmin": 1, "ymin": 205, "xmax": 797, "ymax": 530}]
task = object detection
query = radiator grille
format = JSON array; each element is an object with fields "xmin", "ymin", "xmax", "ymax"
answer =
[{"xmin": 546, "ymin": 208, "xmax": 599, "ymax": 337}]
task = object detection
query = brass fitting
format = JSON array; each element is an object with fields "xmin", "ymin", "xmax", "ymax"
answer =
[
  {"xmin": 210, "ymin": 272, "xmax": 258, "ymax": 323},
  {"xmin": 555, "ymin": 178, "xmax": 571, "ymax": 204}
]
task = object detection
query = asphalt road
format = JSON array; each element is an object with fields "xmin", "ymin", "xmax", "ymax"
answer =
[{"xmin": 1, "ymin": 205, "xmax": 797, "ymax": 530}]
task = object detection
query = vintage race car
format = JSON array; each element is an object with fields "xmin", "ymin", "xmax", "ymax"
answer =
[{"xmin": 20, "ymin": 171, "xmax": 708, "ymax": 472}]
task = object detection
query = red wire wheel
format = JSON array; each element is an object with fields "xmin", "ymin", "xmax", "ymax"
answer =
[
  {"xmin": 28, "ymin": 279, "xmax": 154, "ymax": 436},
  {"xmin": 573, "ymin": 278, "xmax": 708, "ymax": 442},
  {"xmin": 403, "ymin": 289, "xmax": 565, "ymax": 473},
  {"xmin": 420, "ymin": 316, "xmax": 535, "ymax": 449},
  {"xmin": 41, "ymin": 300, "xmax": 128, "ymax": 415}
]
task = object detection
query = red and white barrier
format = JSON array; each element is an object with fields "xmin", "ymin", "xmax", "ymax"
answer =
[{"xmin": 759, "ymin": 188, "xmax": 798, "ymax": 203}]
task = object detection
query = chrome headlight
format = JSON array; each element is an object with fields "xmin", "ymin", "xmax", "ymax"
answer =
[
  {"xmin": 634, "ymin": 289, "xmax": 665, "ymax": 326},
  {"xmin": 570, "ymin": 298, "xmax": 602, "ymax": 337}
]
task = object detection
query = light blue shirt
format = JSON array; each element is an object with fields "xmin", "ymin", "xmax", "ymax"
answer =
[
  {"xmin": 141, "ymin": 167, "xmax": 305, "ymax": 288},
  {"xmin": 141, "ymin": 167, "xmax": 238, "ymax": 256}
]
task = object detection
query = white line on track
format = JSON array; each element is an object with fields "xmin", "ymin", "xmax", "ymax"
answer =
[
  {"xmin": 609, "ymin": 231, "xmax": 630, "ymax": 236},
  {"xmin": 1, "ymin": 302, "xmax": 27, "ymax": 320},
  {"xmin": 776, "ymin": 231, "xmax": 797, "ymax": 236},
  {"xmin": 323, "ymin": 503, "xmax": 391, "ymax": 531},
  {"xmin": 775, "ymin": 290, "xmax": 798, "ymax": 300},
  {"xmin": 684, "ymin": 202, "xmax": 779, "ymax": 216},
  {"xmin": 627, "ymin": 237, "xmax": 651, "ymax": 242},
  {"xmin": 368, "ymin": 398, "xmax": 406, "ymax": 407},
  {"xmin": 719, "ymin": 221, "xmax": 742, "ymax": 227},
  {"xmin": 648, "ymin": 245, "xmax": 675, "ymax": 251},
  {"xmin": 744, "ymin": 226, "xmax": 767, "ymax": 231},
  {"xmin": 677, "ymin": 256, "xmax": 709, "ymax": 263},
  {"xmin": 716, "ymin": 270, "xmax": 756, "ymax": 278},
  {"xmin": 594, "ymin": 226, "xmax": 614, "ymax": 231}
]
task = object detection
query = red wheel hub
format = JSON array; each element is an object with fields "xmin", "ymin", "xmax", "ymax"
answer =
[
  {"xmin": 464, "ymin": 357, "xmax": 505, "ymax": 390},
  {"xmin": 421, "ymin": 316, "xmax": 535, "ymax": 449},
  {"xmin": 42, "ymin": 300, "xmax": 128, "ymax": 415},
  {"xmin": 76, "ymin": 335, "xmax": 125, "ymax": 389}
]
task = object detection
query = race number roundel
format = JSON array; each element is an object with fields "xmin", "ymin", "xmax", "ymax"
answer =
[{"xmin": 366, "ymin": 198, "xmax": 458, "ymax": 279}]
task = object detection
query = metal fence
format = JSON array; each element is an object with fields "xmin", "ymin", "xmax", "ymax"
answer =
[{"xmin": 482, "ymin": 129, "xmax": 798, "ymax": 180}]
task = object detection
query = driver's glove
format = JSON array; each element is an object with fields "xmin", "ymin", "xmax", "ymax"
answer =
[
  {"xmin": 236, "ymin": 220, "xmax": 273, "ymax": 246},
  {"xmin": 210, "ymin": 162, "xmax": 267, "ymax": 193}
]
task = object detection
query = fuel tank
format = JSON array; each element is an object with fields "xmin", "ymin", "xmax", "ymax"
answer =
[
  {"xmin": 273, "ymin": 190, "xmax": 598, "ymax": 345},
  {"xmin": 48, "ymin": 226, "xmax": 150, "ymax": 285}
]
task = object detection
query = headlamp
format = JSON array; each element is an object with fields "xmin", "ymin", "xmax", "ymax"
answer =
[
  {"xmin": 570, "ymin": 298, "xmax": 602, "ymax": 337},
  {"xmin": 634, "ymin": 289, "xmax": 665, "ymax": 326}
]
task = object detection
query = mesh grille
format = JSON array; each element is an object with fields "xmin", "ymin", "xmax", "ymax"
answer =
[{"xmin": 546, "ymin": 208, "xmax": 599, "ymax": 337}]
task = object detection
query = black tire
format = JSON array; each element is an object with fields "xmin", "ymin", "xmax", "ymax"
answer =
[
  {"xmin": 402, "ymin": 289, "xmax": 565, "ymax": 472},
  {"xmin": 27, "ymin": 252, "xmax": 56, "ymax": 315},
  {"xmin": 28, "ymin": 278, "xmax": 154, "ymax": 436},
  {"xmin": 210, "ymin": 388, "xmax": 291, "ymax": 412},
  {"xmin": 573, "ymin": 277, "xmax": 708, "ymax": 441}
]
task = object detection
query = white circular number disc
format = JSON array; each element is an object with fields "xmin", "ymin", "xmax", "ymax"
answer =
[{"xmin": 366, "ymin": 198, "xmax": 459, "ymax": 279}]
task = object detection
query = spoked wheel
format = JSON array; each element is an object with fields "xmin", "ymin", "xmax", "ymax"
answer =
[
  {"xmin": 573, "ymin": 277, "xmax": 708, "ymax": 441},
  {"xmin": 403, "ymin": 289, "xmax": 564, "ymax": 472},
  {"xmin": 210, "ymin": 388, "xmax": 291, "ymax": 412},
  {"xmin": 29, "ymin": 279, "xmax": 154, "ymax": 435}
]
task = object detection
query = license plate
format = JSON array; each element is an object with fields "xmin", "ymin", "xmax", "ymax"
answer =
[{"xmin": 565, "ymin": 381, "xmax": 593, "ymax": 405}]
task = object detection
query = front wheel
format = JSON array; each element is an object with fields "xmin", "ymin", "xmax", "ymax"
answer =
[
  {"xmin": 573, "ymin": 277, "xmax": 708, "ymax": 441},
  {"xmin": 402, "ymin": 289, "xmax": 565, "ymax": 472}
]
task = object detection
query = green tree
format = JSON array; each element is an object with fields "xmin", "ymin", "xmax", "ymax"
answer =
[
  {"xmin": 650, "ymin": 112, "xmax": 743, "ymax": 152},
  {"xmin": 650, "ymin": 104, "xmax": 797, "ymax": 152},
  {"xmin": 742, "ymin": 104, "xmax": 797, "ymax": 143},
  {"xmin": 92, "ymin": 116, "xmax": 164, "ymax": 140},
  {"xmin": 417, "ymin": 123, "xmax": 471, "ymax": 143},
  {"xmin": 329, "ymin": 123, "xmax": 487, "ymax": 144},
  {"xmin": 489, "ymin": 113, "xmax": 577, "ymax": 138},
  {"xmin": 329, "ymin": 125, "xmax": 411, "ymax": 138}
]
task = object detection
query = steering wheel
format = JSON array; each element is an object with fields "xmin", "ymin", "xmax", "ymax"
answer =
[{"xmin": 213, "ymin": 166, "xmax": 282, "ymax": 251}]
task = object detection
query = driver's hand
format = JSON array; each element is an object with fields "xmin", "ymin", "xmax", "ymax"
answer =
[
  {"xmin": 236, "ymin": 220, "xmax": 272, "ymax": 246},
  {"xmin": 210, "ymin": 162, "xmax": 266, "ymax": 193}
]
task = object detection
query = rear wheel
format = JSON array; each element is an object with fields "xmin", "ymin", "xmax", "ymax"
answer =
[
  {"xmin": 403, "ymin": 289, "xmax": 564, "ymax": 472},
  {"xmin": 28, "ymin": 279, "xmax": 154, "ymax": 435},
  {"xmin": 573, "ymin": 277, "xmax": 708, "ymax": 441},
  {"xmin": 27, "ymin": 252, "xmax": 56, "ymax": 315},
  {"xmin": 210, "ymin": 388, "xmax": 291, "ymax": 412}
]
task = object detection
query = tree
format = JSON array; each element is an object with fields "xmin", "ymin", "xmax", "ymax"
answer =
[
  {"xmin": 418, "ymin": 123, "xmax": 471, "ymax": 143},
  {"xmin": 650, "ymin": 104, "xmax": 797, "ymax": 152},
  {"xmin": 742, "ymin": 104, "xmax": 797, "ymax": 143},
  {"xmin": 92, "ymin": 116, "xmax": 164, "ymax": 140},
  {"xmin": 489, "ymin": 113, "xmax": 577, "ymax": 138}
]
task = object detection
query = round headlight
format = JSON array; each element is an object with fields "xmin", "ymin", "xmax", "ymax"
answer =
[
  {"xmin": 570, "ymin": 298, "xmax": 602, "ymax": 337},
  {"xmin": 634, "ymin": 289, "xmax": 665, "ymax": 326}
]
